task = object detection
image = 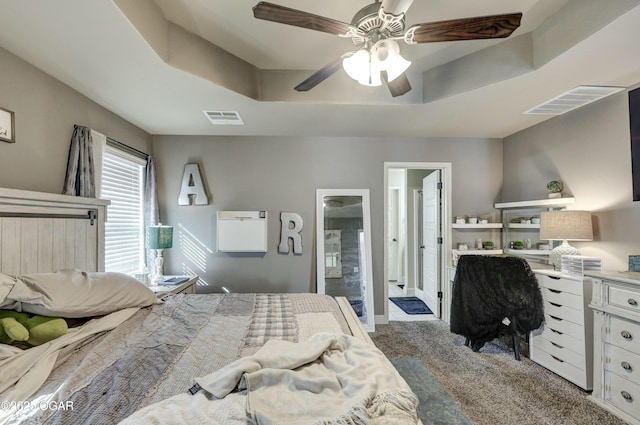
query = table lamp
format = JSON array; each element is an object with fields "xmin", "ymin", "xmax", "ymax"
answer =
[
  {"xmin": 145, "ymin": 224, "xmax": 173, "ymax": 284},
  {"xmin": 540, "ymin": 210, "xmax": 593, "ymax": 270}
]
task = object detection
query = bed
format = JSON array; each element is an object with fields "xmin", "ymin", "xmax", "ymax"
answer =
[{"xmin": 0, "ymin": 189, "xmax": 419, "ymax": 425}]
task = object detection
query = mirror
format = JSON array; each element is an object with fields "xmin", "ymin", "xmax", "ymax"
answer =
[{"xmin": 316, "ymin": 189, "xmax": 375, "ymax": 332}]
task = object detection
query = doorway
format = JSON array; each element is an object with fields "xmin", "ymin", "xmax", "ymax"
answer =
[{"xmin": 384, "ymin": 162, "xmax": 452, "ymax": 323}]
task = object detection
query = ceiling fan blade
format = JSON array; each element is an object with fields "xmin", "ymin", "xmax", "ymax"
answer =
[
  {"xmin": 294, "ymin": 56, "xmax": 346, "ymax": 92},
  {"xmin": 253, "ymin": 2, "xmax": 353, "ymax": 36},
  {"xmin": 382, "ymin": 72, "xmax": 412, "ymax": 97},
  {"xmin": 381, "ymin": 0, "xmax": 415, "ymax": 16},
  {"xmin": 407, "ymin": 13, "xmax": 522, "ymax": 43}
]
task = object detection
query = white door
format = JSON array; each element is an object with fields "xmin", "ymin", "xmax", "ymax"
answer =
[{"xmin": 422, "ymin": 171, "xmax": 441, "ymax": 316}]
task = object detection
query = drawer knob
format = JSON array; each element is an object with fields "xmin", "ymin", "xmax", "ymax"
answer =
[
  {"xmin": 621, "ymin": 361, "xmax": 633, "ymax": 372},
  {"xmin": 621, "ymin": 330, "xmax": 633, "ymax": 341},
  {"xmin": 629, "ymin": 298, "xmax": 639, "ymax": 307},
  {"xmin": 621, "ymin": 391, "xmax": 633, "ymax": 402}
]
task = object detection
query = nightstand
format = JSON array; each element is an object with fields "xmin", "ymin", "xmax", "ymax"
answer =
[{"xmin": 149, "ymin": 276, "xmax": 198, "ymax": 297}]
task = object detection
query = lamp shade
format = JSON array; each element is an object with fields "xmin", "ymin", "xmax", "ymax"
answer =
[
  {"xmin": 372, "ymin": 39, "xmax": 411, "ymax": 82},
  {"xmin": 540, "ymin": 211, "xmax": 593, "ymax": 241},
  {"xmin": 145, "ymin": 225, "xmax": 173, "ymax": 249},
  {"xmin": 342, "ymin": 49, "xmax": 382, "ymax": 86}
]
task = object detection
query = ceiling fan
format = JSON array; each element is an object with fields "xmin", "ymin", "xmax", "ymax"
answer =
[{"xmin": 253, "ymin": 0, "xmax": 522, "ymax": 97}]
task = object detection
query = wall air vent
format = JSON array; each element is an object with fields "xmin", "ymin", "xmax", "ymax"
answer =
[
  {"xmin": 525, "ymin": 86, "xmax": 625, "ymax": 115},
  {"xmin": 203, "ymin": 110, "xmax": 244, "ymax": 125}
]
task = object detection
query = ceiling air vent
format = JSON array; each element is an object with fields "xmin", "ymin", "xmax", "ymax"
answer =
[
  {"xmin": 203, "ymin": 110, "xmax": 244, "ymax": 125},
  {"xmin": 525, "ymin": 86, "xmax": 625, "ymax": 115}
]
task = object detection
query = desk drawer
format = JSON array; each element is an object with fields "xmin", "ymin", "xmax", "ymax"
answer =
[
  {"xmin": 544, "ymin": 301, "xmax": 584, "ymax": 326},
  {"xmin": 537, "ymin": 274, "xmax": 582, "ymax": 295},
  {"xmin": 536, "ymin": 326, "xmax": 585, "ymax": 355},
  {"xmin": 607, "ymin": 371, "xmax": 640, "ymax": 420},
  {"xmin": 540, "ymin": 286, "xmax": 583, "ymax": 310},
  {"xmin": 530, "ymin": 346, "xmax": 588, "ymax": 389},
  {"xmin": 544, "ymin": 313, "xmax": 585, "ymax": 341},
  {"xmin": 532, "ymin": 334, "xmax": 586, "ymax": 370}
]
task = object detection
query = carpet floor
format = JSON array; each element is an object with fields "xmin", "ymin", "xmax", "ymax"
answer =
[{"xmin": 372, "ymin": 320, "xmax": 627, "ymax": 425}]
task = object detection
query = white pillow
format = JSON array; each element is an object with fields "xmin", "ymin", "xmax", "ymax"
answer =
[
  {"xmin": 4, "ymin": 269, "xmax": 160, "ymax": 318},
  {"xmin": 0, "ymin": 273, "xmax": 20, "ymax": 310}
]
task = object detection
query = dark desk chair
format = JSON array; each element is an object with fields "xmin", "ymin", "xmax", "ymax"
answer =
[{"xmin": 450, "ymin": 255, "xmax": 544, "ymax": 360}]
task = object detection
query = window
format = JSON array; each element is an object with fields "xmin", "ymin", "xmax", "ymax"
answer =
[{"xmin": 101, "ymin": 145, "xmax": 146, "ymax": 274}]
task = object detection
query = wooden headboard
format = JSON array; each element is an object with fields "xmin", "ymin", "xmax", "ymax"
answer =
[{"xmin": 0, "ymin": 188, "xmax": 109, "ymax": 275}]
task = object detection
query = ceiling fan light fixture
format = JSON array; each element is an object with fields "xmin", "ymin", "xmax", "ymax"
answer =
[
  {"xmin": 373, "ymin": 39, "xmax": 411, "ymax": 82},
  {"xmin": 343, "ymin": 39, "xmax": 410, "ymax": 87},
  {"xmin": 342, "ymin": 49, "xmax": 382, "ymax": 86}
]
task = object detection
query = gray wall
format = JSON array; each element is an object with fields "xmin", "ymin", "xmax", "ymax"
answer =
[
  {"xmin": 0, "ymin": 46, "xmax": 151, "ymax": 193},
  {"xmin": 503, "ymin": 90, "xmax": 640, "ymax": 271},
  {"xmin": 153, "ymin": 135, "xmax": 503, "ymax": 315}
]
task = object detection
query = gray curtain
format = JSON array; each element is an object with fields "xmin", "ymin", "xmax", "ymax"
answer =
[
  {"xmin": 144, "ymin": 156, "xmax": 160, "ymax": 270},
  {"xmin": 62, "ymin": 125, "xmax": 95, "ymax": 197}
]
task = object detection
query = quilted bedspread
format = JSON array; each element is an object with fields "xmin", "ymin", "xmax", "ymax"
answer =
[{"xmin": 1, "ymin": 293, "xmax": 352, "ymax": 425}]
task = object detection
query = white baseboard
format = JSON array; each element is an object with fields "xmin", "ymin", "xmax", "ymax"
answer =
[{"xmin": 375, "ymin": 314, "xmax": 388, "ymax": 325}]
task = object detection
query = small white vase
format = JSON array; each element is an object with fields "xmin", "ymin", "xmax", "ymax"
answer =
[{"xmin": 548, "ymin": 192, "xmax": 562, "ymax": 199}]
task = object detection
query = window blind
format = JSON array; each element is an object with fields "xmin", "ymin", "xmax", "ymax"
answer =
[{"xmin": 101, "ymin": 146, "xmax": 146, "ymax": 274}]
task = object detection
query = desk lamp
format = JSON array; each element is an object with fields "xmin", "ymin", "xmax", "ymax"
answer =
[
  {"xmin": 540, "ymin": 210, "xmax": 593, "ymax": 270},
  {"xmin": 145, "ymin": 224, "xmax": 173, "ymax": 284}
]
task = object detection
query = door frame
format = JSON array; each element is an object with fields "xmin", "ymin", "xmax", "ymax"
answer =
[
  {"xmin": 412, "ymin": 188, "xmax": 423, "ymax": 300},
  {"xmin": 382, "ymin": 162, "xmax": 452, "ymax": 323},
  {"xmin": 387, "ymin": 186, "xmax": 401, "ymax": 284}
]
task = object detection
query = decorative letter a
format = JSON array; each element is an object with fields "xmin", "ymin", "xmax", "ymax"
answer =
[{"xmin": 178, "ymin": 164, "xmax": 209, "ymax": 205}]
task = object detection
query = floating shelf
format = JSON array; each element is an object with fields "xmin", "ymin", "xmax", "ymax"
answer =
[
  {"xmin": 504, "ymin": 249, "xmax": 550, "ymax": 256},
  {"xmin": 507, "ymin": 223, "xmax": 540, "ymax": 229},
  {"xmin": 452, "ymin": 223, "xmax": 503, "ymax": 229},
  {"xmin": 452, "ymin": 249, "xmax": 503, "ymax": 256},
  {"xmin": 494, "ymin": 197, "xmax": 575, "ymax": 209}
]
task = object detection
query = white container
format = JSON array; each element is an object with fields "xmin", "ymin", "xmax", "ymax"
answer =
[{"xmin": 468, "ymin": 217, "xmax": 478, "ymax": 224}]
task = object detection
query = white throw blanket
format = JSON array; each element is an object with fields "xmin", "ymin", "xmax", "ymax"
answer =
[{"xmin": 121, "ymin": 333, "xmax": 419, "ymax": 425}]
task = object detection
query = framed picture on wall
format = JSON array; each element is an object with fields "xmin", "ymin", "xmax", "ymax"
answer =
[{"xmin": 0, "ymin": 107, "xmax": 15, "ymax": 143}]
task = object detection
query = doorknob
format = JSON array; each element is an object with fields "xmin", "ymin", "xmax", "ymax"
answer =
[{"xmin": 393, "ymin": 238, "xmax": 397, "ymax": 242}]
